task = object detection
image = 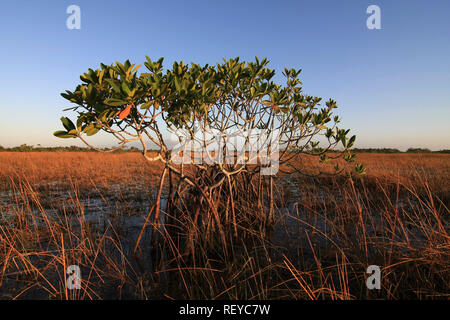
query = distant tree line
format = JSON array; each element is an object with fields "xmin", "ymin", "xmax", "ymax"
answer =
[
  {"xmin": 0, "ymin": 144, "xmax": 142, "ymax": 153},
  {"xmin": 351, "ymin": 148, "xmax": 450, "ymax": 154},
  {"xmin": 351, "ymin": 148, "xmax": 401, "ymax": 153},
  {"xmin": 0, "ymin": 144, "xmax": 448, "ymax": 154}
]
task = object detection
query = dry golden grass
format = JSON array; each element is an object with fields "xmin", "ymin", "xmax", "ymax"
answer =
[
  {"xmin": 0, "ymin": 152, "xmax": 448, "ymax": 299},
  {"xmin": 0, "ymin": 152, "xmax": 163, "ymax": 190},
  {"xmin": 1, "ymin": 152, "xmax": 448, "ymax": 191}
]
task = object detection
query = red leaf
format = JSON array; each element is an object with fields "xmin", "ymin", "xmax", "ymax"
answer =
[{"xmin": 119, "ymin": 105, "xmax": 132, "ymax": 120}]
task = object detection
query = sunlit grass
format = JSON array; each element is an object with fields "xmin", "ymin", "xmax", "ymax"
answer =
[{"xmin": 0, "ymin": 152, "xmax": 448, "ymax": 299}]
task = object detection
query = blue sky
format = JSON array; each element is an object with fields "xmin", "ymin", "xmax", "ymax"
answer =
[{"xmin": 0, "ymin": 0, "xmax": 449, "ymax": 150}]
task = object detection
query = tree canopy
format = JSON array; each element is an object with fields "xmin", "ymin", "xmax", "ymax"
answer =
[{"xmin": 55, "ymin": 56, "xmax": 363, "ymax": 179}]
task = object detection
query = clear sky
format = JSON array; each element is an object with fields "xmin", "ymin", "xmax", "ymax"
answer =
[{"xmin": 0, "ymin": 0, "xmax": 449, "ymax": 150}]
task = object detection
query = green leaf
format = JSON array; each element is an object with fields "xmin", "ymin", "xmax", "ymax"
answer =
[
  {"xmin": 347, "ymin": 135, "xmax": 356, "ymax": 148},
  {"xmin": 83, "ymin": 123, "xmax": 101, "ymax": 136},
  {"xmin": 121, "ymin": 82, "xmax": 131, "ymax": 95},
  {"xmin": 355, "ymin": 163, "xmax": 366, "ymax": 174},
  {"xmin": 77, "ymin": 115, "xmax": 86, "ymax": 131},
  {"xmin": 140, "ymin": 101, "xmax": 153, "ymax": 110},
  {"xmin": 60, "ymin": 117, "xmax": 75, "ymax": 131},
  {"xmin": 53, "ymin": 130, "xmax": 76, "ymax": 139},
  {"xmin": 104, "ymin": 98, "xmax": 127, "ymax": 106}
]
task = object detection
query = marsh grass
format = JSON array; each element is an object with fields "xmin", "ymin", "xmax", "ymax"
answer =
[{"xmin": 0, "ymin": 152, "xmax": 448, "ymax": 299}]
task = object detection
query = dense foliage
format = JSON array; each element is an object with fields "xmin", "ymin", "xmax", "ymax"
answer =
[
  {"xmin": 54, "ymin": 57, "xmax": 366, "ymax": 241},
  {"xmin": 55, "ymin": 57, "xmax": 362, "ymax": 177}
]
